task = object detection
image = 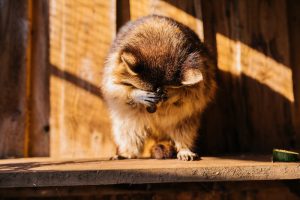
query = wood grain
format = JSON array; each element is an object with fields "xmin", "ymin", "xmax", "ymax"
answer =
[
  {"xmin": 49, "ymin": 0, "xmax": 116, "ymax": 158},
  {"xmin": 200, "ymin": 0, "xmax": 296, "ymax": 154},
  {"xmin": 287, "ymin": 0, "xmax": 300, "ymax": 150},
  {"xmin": 28, "ymin": 0, "xmax": 50, "ymax": 157},
  {"xmin": 0, "ymin": 156, "xmax": 299, "ymax": 188},
  {"xmin": 0, "ymin": 181, "xmax": 299, "ymax": 200},
  {"xmin": 0, "ymin": 0, "xmax": 29, "ymax": 158},
  {"xmin": 117, "ymin": 0, "xmax": 131, "ymax": 30}
]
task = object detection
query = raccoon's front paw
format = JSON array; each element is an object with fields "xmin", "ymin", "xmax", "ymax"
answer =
[
  {"xmin": 177, "ymin": 149, "xmax": 199, "ymax": 161},
  {"xmin": 130, "ymin": 89, "xmax": 160, "ymax": 107}
]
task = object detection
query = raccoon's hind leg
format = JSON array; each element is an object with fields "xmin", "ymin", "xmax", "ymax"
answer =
[
  {"xmin": 150, "ymin": 141, "xmax": 176, "ymax": 159},
  {"xmin": 111, "ymin": 116, "xmax": 147, "ymax": 159}
]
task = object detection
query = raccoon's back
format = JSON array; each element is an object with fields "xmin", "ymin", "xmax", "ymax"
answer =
[{"xmin": 110, "ymin": 15, "xmax": 202, "ymax": 56}]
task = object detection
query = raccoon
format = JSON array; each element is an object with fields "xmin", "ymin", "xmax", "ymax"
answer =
[{"xmin": 102, "ymin": 15, "xmax": 216, "ymax": 161}]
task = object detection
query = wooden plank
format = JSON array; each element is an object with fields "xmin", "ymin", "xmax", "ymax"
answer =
[
  {"xmin": 49, "ymin": 0, "xmax": 116, "ymax": 158},
  {"xmin": 287, "ymin": 0, "xmax": 300, "ymax": 150},
  {"xmin": 129, "ymin": 0, "xmax": 204, "ymax": 41},
  {"xmin": 0, "ymin": 156, "xmax": 299, "ymax": 188},
  {"xmin": 0, "ymin": 181, "xmax": 299, "ymax": 199},
  {"xmin": 28, "ymin": 0, "xmax": 50, "ymax": 157},
  {"xmin": 200, "ymin": 0, "xmax": 295, "ymax": 154},
  {"xmin": 0, "ymin": 1, "xmax": 29, "ymax": 158},
  {"xmin": 116, "ymin": 0, "xmax": 130, "ymax": 30}
]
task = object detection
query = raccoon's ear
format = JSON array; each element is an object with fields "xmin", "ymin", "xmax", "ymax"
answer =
[
  {"xmin": 121, "ymin": 52, "xmax": 138, "ymax": 76},
  {"xmin": 181, "ymin": 68, "xmax": 203, "ymax": 85},
  {"xmin": 181, "ymin": 52, "xmax": 204, "ymax": 85}
]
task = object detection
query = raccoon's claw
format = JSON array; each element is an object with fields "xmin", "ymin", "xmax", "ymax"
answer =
[
  {"xmin": 144, "ymin": 96, "xmax": 160, "ymax": 104},
  {"xmin": 177, "ymin": 149, "xmax": 199, "ymax": 161},
  {"xmin": 131, "ymin": 89, "xmax": 160, "ymax": 106}
]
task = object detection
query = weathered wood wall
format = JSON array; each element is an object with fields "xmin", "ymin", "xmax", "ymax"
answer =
[
  {"xmin": 0, "ymin": 0, "xmax": 300, "ymax": 158},
  {"xmin": 288, "ymin": 0, "xmax": 300, "ymax": 152},
  {"xmin": 49, "ymin": 0, "xmax": 116, "ymax": 158},
  {"xmin": 200, "ymin": 0, "xmax": 297, "ymax": 154},
  {"xmin": 29, "ymin": 0, "xmax": 50, "ymax": 157},
  {"xmin": 0, "ymin": 0, "xmax": 29, "ymax": 158}
]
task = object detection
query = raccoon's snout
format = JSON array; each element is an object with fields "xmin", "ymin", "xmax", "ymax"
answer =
[
  {"xmin": 146, "ymin": 87, "xmax": 168, "ymax": 113},
  {"xmin": 146, "ymin": 105, "xmax": 157, "ymax": 113}
]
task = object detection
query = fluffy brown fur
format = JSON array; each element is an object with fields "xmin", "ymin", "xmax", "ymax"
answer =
[{"xmin": 102, "ymin": 15, "xmax": 216, "ymax": 161}]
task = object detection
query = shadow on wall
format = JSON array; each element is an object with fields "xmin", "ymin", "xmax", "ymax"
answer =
[
  {"xmin": 199, "ymin": 70, "xmax": 295, "ymax": 155},
  {"xmin": 50, "ymin": 64, "xmax": 103, "ymax": 98}
]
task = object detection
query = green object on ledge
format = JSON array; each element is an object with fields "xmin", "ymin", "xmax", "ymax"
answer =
[{"xmin": 272, "ymin": 149, "xmax": 300, "ymax": 162}]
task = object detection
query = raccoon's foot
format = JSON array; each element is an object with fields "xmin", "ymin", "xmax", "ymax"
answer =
[
  {"xmin": 150, "ymin": 142, "xmax": 176, "ymax": 159},
  {"xmin": 177, "ymin": 149, "xmax": 199, "ymax": 161}
]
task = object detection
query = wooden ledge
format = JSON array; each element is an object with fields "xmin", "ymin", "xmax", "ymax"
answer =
[{"xmin": 0, "ymin": 155, "xmax": 299, "ymax": 188}]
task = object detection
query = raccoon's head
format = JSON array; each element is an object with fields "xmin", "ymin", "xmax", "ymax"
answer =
[
  {"xmin": 112, "ymin": 15, "xmax": 212, "ymax": 92},
  {"xmin": 115, "ymin": 46, "xmax": 206, "ymax": 92}
]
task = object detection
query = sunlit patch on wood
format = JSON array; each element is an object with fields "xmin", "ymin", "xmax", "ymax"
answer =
[
  {"xmin": 49, "ymin": 0, "xmax": 116, "ymax": 158},
  {"xmin": 216, "ymin": 33, "xmax": 294, "ymax": 102}
]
